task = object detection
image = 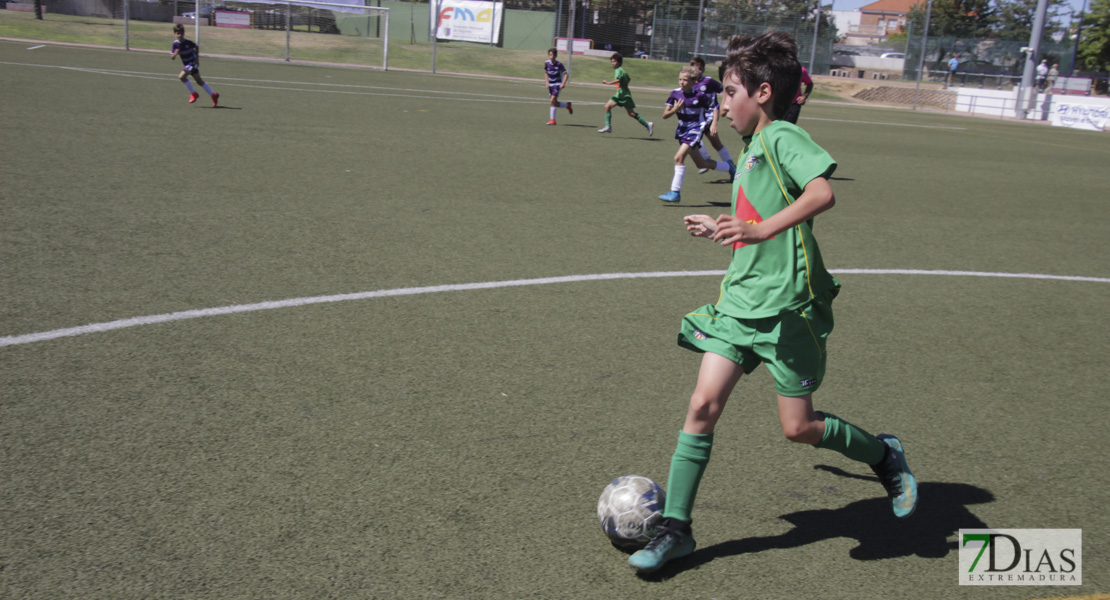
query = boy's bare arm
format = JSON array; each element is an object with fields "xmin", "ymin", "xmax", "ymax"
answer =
[
  {"xmin": 712, "ymin": 177, "xmax": 835, "ymax": 247},
  {"xmin": 662, "ymin": 99, "xmax": 683, "ymax": 119}
]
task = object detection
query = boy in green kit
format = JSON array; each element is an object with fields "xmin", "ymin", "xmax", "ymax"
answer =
[
  {"xmin": 627, "ymin": 31, "xmax": 918, "ymax": 575},
  {"xmin": 598, "ymin": 53, "xmax": 653, "ymax": 136}
]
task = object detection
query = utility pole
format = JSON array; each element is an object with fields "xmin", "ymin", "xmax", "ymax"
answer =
[{"xmin": 1016, "ymin": 0, "xmax": 1049, "ymax": 120}]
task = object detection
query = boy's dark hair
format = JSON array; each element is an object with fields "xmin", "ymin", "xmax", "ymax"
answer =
[
  {"xmin": 548, "ymin": 47, "xmax": 557, "ymax": 55},
  {"xmin": 610, "ymin": 52, "xmax": 623, "ymax": 66},
  {"xmin": 173, "ymin": 23, "xmax": 185, "ymax": 35},
  {"xmin": 690, "ymin": 56, "xmax": 705, "ymax": 69},
  {"xmin": 722, "ymin": 31, "xmax": 801, "ymax": 120}
]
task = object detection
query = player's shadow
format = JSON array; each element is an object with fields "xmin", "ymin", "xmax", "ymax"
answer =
[
  {"xmin": 664, "ymin": 201, "xmax": 731, "ymax": 208},
  {"xmin": 212, "ymin": 105, "xmax": 242, "ymax": 110},
  {"xmin": 829, "ymin": 176, "xmax": 854, "ymax": 181},
  {"xmin": 638, "ymin": 466, "xmax": 994, "ymax": 580}
]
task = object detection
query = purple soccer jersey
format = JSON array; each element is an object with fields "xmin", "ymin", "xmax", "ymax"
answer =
[
  {"xmin": 694, "ymin": 76, "xmax": 723, "ymax": 109},
  {"xmin": 545, "ymin": 59, "xmax": 567, "ymax": 97},
  {"xmin": 172, "ymin": 38, "xmax": 200, "ymax": 72},
  {"xmin": 665, "ymin": 87, "xmax": 713, "ymax": 146}
]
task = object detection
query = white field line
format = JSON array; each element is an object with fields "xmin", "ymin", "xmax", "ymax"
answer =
[
  {"xmin": 2, "ymin": 269, "xmax": 1108, "ymax": 347},
  {"xmin": 0, "ymin": 60, "xmax": 602, "ymax": 104}
]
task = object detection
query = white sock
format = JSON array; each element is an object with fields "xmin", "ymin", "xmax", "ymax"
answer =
[
  {"xmin": 184, "ymin": 81, "xmax": 196, "ymax": 93},
  {"xmin": 550, "ymin": 106, "xmax": 557, "ymax": 120},
  {"xmin": 715, "ymin": 160, "xmax": 731, "ymax": 172},
  {"xmin": 699, "ymin": 145, "xmax": 710, "ymax": 161},
  {"xmin": 718, "ymin": 146, "xmax": 732, "ymax": 163},
  {"xmin": 558, "ymin": 102, "xmax": 567, "ymax": 109},
  {"xmin": 671, "ymin": 165, "xmax": 686, "ymax": 192},
  {"xmin": 202, "ymin": 83, "xmax": 214, "ymax": 95}
]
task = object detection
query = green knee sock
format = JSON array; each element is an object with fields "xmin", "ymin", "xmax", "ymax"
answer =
[
  {"xmin": 662, "ymin": 431, "xmax": 714, "ymax": 523},
  {"xmin": 814, "ymin": 412, "xmax": 886, "ymax": 465},
  {"xmin": 605, "ymin": 112, "xmax": 612, "ymax": 127},
  {"xmin": 636, "ymin": 114, "xmax": 650, "ymax": 128}
]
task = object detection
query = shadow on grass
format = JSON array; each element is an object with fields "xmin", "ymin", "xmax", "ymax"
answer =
[
  {"xmin": 662, "ymin": 201, "xmax": 731, "ymax": 208},
  {"xmin": 638, "ymin": 466, "xmax": 994, "ymax": 581}
]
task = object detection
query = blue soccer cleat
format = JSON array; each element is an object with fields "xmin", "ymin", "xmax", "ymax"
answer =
[
  {"xmin": 659, "ymin": 191, "xmax": 681, "ymax": 203},
  {"xmin": 628, "ymin": 518, "xmax": 696, "ymax": 574},
  {"xmin": 727, "ymin": 160, "xmax": 737, "ymax": 180},
  {"xmin": 871, "ymin": 434, "xmax": 918, "ymax": 518}
]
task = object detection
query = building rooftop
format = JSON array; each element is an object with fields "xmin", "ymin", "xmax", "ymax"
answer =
[{"xmin": 859, "ymin": 0, "xmax": 920, "ymax": 13}]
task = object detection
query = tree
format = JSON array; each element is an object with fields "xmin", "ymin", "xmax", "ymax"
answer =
[
  {"xmin": 906, "ymin": 0, "xmax": 996, "ymax": 37},
  {"xmin": 1076, "ymin": 0, "xmax": 1110, "ymax": 72},
  {"xmin": 993, "ymin": 0, "xmax": 1068, "ymax": 41}
]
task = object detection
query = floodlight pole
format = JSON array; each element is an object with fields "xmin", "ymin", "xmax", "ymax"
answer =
[
  {"xmin": 809, "ymin": 0, "xmax": 820, "ymax": 71},
  {"xmin": 693, "ymin": 0, "xmax": 705, "ymax": 59},
  {"xmin": 912, "ymin": 0, "xmax": 933, "ymax": 110},
  {"xmin": 1069, "ymin": 0, "xmax": 1087, "ymax": 76},
  {"xmin": 432, "ymin": 0, "xmax": 442, "ymax": 73},
  {"xmin": 1016, "ymin": 0, "xmax": 1049, "ymax": 120},
  {"xmin": 566, "ymin": 0, "xmax": 576, "ymax": 73}
]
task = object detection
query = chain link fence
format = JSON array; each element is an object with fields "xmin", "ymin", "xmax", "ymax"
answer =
[
  {"xmin": 14, "ymin": 0, "xmax": 872, "ymax": 80},
  {"xmin": 648, "ymin": 3, "xmax": 835, "ymax": 73},
  {"xmin": 903, "ymin": 18, "xmax": 1084, "ymax": 89}
]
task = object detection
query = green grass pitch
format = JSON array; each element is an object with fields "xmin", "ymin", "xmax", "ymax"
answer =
[{"xmin": 1, "ymin": 39, "xmax": 1109, "ymax": 599}]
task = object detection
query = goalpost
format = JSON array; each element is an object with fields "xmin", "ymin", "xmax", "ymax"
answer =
[{"xmin": 188, "ymin": 0, "xmax": 390, "ymax": 70}]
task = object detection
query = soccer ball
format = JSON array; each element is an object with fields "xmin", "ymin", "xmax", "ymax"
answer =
[{"xmin": 597, "ymin": 475, "xmax": 666, "ymax": 550}]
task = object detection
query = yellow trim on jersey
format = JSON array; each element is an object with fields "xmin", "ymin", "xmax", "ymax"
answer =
[
  {"xmin": 799, "ymin": 305, "xmax": 825, "ymax": 358},
  {"xmin": 758, "ymin": 130, "xmax": 816, "ymax": 301}
]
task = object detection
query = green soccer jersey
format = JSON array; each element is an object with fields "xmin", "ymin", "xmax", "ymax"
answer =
[
  {"xmin": 715, "ymin": 120, "xmax": 839, "ymax": 319},
  {"xmin": 611, "ymin": 66, "xmax": 632, "ymax": 101}
]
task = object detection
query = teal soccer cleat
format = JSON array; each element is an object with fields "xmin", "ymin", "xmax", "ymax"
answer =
[
  {"xmin": 871, "ymin": 434, "xmax": 918, "ymax": 518},
  {"xmin": 659, "ymin": 191, "xmax": 681, "ymax": 203},
  {"xmin": 628, "ymin": 518, "xmax": 696, "ymax": 574}
]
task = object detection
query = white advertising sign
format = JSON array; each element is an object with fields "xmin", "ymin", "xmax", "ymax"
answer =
[
  {"xmin": 1051, "ymin": 100, "xmax": 1110, "ymax": 131},
  {"xmin": 432, "ymin": 0, "xmax": 502, "ymax": 44}
]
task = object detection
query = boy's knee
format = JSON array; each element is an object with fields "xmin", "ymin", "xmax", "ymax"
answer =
[
  {"xmin": 687, "ymin": 392, "xmax": 723, "ymax": 423},
  {"xmin": 781, "ymin": 420, "xmax": 820, "ymax": 444}
]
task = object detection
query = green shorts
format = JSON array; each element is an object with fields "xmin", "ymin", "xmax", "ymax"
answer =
[
  {"xmin": 677, "ymin": 291, "xmax": 836, "ymax": 397},
  {"xmin": 610, "ymin": 93, "xmax": 636, "ymax": 110}
]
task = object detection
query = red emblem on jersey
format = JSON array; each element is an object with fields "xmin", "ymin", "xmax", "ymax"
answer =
[{"xmin": 732, "ymin": 183, "xmax": 773, "ymax": 249}]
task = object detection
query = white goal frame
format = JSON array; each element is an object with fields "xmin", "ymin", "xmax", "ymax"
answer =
[{"xmin": 191, "ymin": 0, "xmax": 390, "ymax": 70}]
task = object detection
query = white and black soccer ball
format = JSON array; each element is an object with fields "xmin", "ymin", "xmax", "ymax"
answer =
[{"xmin": 597, "ymin": 475, "xmax": 666, "ymax": 550}]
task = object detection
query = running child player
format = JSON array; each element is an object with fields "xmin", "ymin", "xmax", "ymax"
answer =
[
  {"xmin": 659, "ymin": 65, "xmax": 735, "ymax": 204},
  {"xmin": 598, "ymin": 53, "xmax": 653, "ymax": 137},
  {"xmin": 626, "ymin": 31, "xmax": 918, "ymax": 575},
  {"xmin": 544, "ymin": 48, "xmax": 573, "ymax": 125},
  {"xmin": 171, "ymin": 24, "xmax": 219, "ymax": 106},
  {"xmin": 689, "ymin": 57, "xmax": 734, "ymax": 176}
]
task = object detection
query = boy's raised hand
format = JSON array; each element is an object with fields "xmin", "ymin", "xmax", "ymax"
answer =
[
  {"xmin": 684, "ymin": 214, "xmax": 717, "ymax": 238},
  {"xmin": 712, "ymin": 214, "xmax": 764, "ymax": 246}
]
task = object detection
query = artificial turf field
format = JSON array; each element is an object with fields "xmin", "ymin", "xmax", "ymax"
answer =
[{"xmin": 2, "ymin": 39, "xmax": 1109, "ymax": 599}]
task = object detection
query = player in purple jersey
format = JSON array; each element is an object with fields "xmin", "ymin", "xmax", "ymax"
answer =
[
  {"xmin": 171, "ymin": 24, "xmax": 219, "ymax": 106},
  {"xmin": 658, "ymin": 66, "xmax": 735, "ymax": 203},
  {"xmin": 544, "ymin": 48, "xmax": 573, "ymax": 125},
  {"xmin": 690, "ymin": 57, "xmax": 733, "ymax": 175}
]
